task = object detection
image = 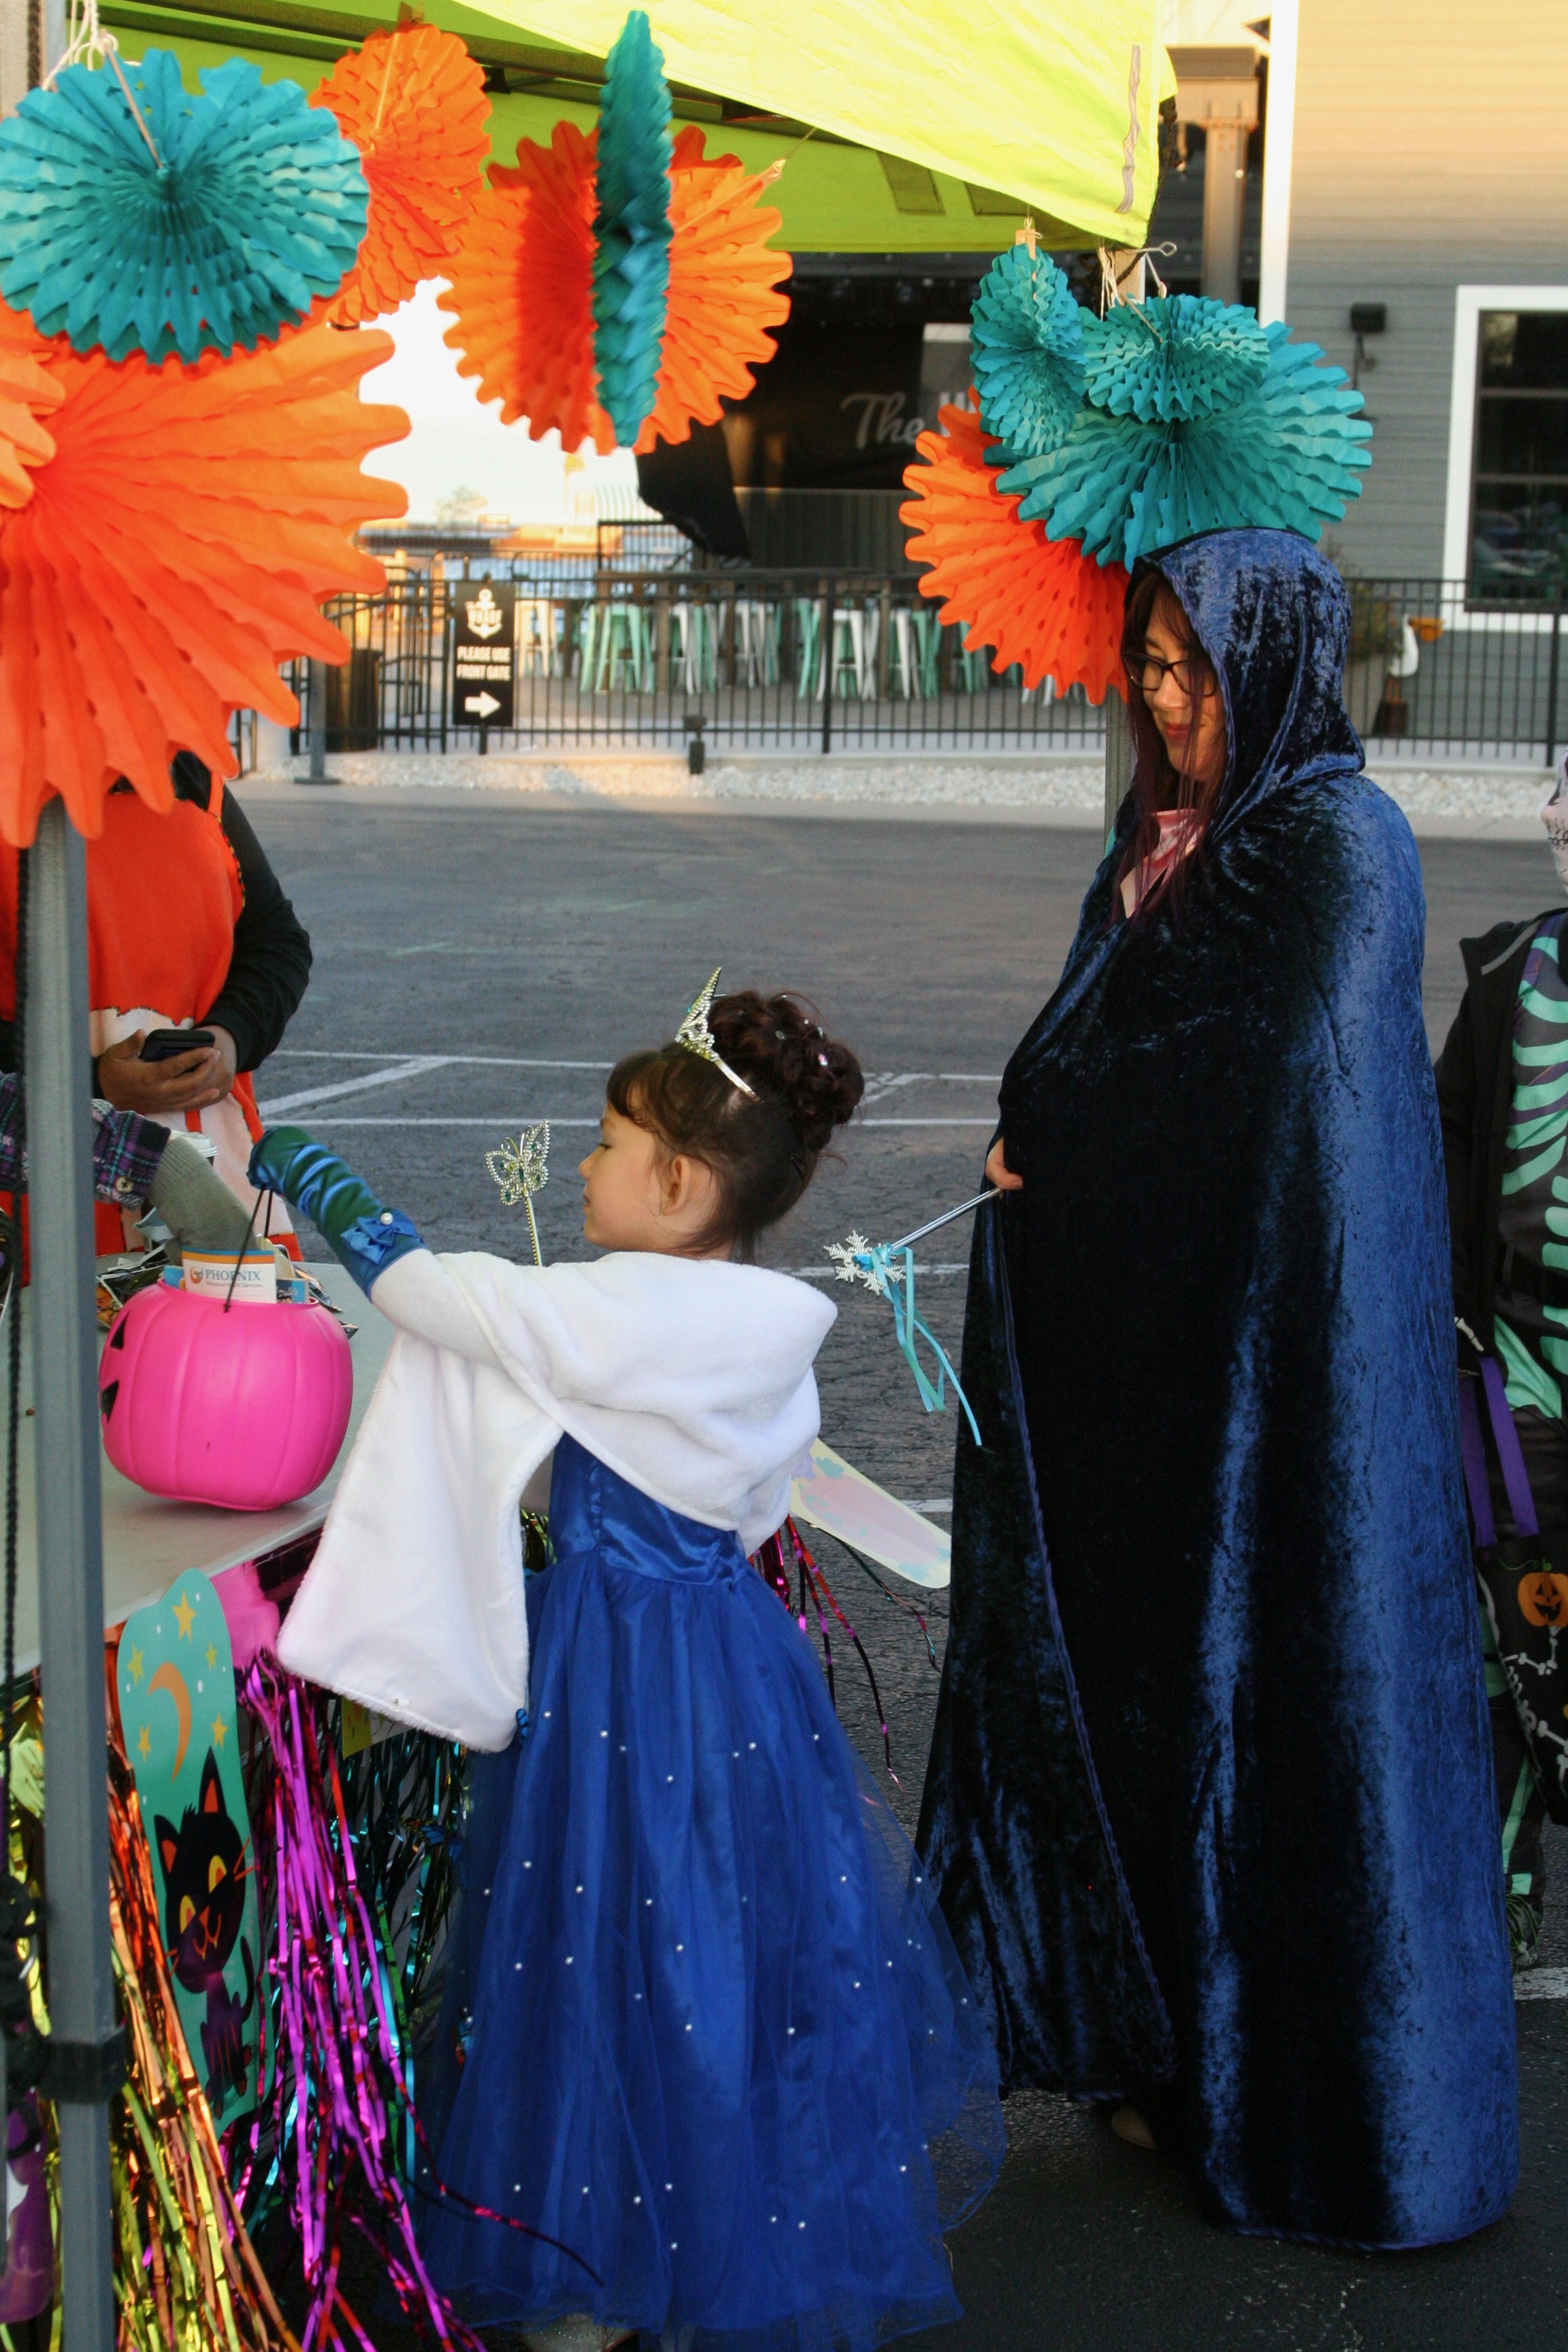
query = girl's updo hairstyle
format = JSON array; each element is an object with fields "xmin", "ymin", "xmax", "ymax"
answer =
[{"xmin": 606, "ymin": 990, "xmax": 864, "ymax": 1258}]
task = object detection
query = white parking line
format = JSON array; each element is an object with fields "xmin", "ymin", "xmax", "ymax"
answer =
[
  {"xmin": 267, "ymin": 1051, "xmax": 615, "ymax": 1071},
  {"xmin": 290, "ymin": 1116, "xmax": 996, "ymax": 1129},
  {"xmin": 860, "ymin": 1073, "xmax": 933, "ymax": 1105},
  {"xmin": 1514, "ymin": 1966, "xmax": 1568, "ymax": 2000},
  {"xmin": 300, "ymin": 1117, "xmax": 603, "ymax": 1128},
  {"xmin": 259, "ymin": 1056, "xmax": 455, "ymax": 1116},
  {"xmin": 789, "ymin": 1263, "xmax": 968, "ymax": 1280},
  {"xmin": 256, "ymin": 1054, "xmax": 999, "ymax": 1129},
  {"xmin": 266, "ymin": 1048, "xmax": 995, "ymax": 1081}
]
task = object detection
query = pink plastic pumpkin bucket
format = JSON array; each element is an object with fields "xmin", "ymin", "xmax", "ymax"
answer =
[{"xmin": 99, "ymin": 1284, "xmax": 353, "ymax": 1511}]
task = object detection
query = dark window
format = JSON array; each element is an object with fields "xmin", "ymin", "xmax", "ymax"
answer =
[{"xmin": 1469, "ymin": 309, "xmax": 1568, "ymax": 602}]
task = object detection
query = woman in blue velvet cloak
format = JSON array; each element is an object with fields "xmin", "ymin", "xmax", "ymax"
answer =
[{"xmin": 917, "ymin": 528, "xmax": 1519, "ymax": 2247}]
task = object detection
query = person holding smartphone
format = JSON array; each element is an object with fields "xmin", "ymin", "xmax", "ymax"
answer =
[{"xmin": 0, "ymin": 753, "xmax": 312, "ymax": 1253}]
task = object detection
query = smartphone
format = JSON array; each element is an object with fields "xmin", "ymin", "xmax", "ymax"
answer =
[{"xmin": 140, "ymin": 1028, "xmax": 214, "ymax": 1063}]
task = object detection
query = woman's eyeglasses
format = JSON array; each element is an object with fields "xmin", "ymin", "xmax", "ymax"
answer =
[{"xmin": 1130, "ymin": 653, "xmax": 1215, "ymax": 699}]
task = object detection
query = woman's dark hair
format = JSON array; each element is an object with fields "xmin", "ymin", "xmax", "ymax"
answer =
[
  {"xmin": 1113, "ymin": 568, "xmax": 1228, "ymax": 923},
  {"xmin": 606, "ymin": 990, "xmax": 864, "ymax": 1258}
]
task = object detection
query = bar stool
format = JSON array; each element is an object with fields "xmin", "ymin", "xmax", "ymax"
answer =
[
  {"xmin": 793, "ymin": 598, "xmax": 822, "ymax": 698},
  {"xmin": 593, "ymin": 604, "xmax": 651, "ymax": 692},
  {"xmin": 890, "ymin": 608, "xmax": 921, "ymax": 699},
  {"xmin": 517, "ymin": 598, "xmax": 557, "ymax": 676},
  {"xmin": 853, "ymin": 601, "xmax": 881, "ymax": 700},
  {"xmin": 734, "ymin": 600, "xmax": 780, "ymax": 687},
  {"xmin": 671, "ymin": 603, "xmax": 716, "ymax": 694},
  {"xmin": 911, "ymin": 607, "xmax": 943, "ymax": 700}
]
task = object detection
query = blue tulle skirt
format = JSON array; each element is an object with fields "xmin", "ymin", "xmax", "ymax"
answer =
[{"xmin": 418, "ymin": 1435, "xmax": 1002, "ymax": 2350}]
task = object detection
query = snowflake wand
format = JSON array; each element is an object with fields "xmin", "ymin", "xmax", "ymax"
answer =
[
  {"xmin": 485, "ymin": 1121, "xmax": 549, "ymax": 1264},
  {"xmin": 826, "ymin": 1188, "xmax": 1000, "ymax": 1443}
]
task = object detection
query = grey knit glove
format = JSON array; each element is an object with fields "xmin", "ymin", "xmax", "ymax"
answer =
[{"xmin": 146, "ymin": 1136, "xmax": 260, "ymax": 1263}]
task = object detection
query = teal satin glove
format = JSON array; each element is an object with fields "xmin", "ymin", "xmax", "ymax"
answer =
[{"xmin": 248, "ymin": 1127, "xmax": 423, "ymax": 1295}]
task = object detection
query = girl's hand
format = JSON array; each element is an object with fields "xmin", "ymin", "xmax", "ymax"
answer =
[{"xmin": 985, "ymin": 1137, "xmax": 1023, "ymax": 1192}]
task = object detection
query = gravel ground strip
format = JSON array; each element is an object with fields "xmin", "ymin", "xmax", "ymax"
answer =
[{"xmin": 256, "ymin": 748, "xmax": 1556, "ymax": 822}]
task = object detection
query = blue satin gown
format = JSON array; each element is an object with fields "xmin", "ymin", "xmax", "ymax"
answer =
[{"xmin": 420, "ymin": 1434, "xmax": 1002, "ymax": 2350}]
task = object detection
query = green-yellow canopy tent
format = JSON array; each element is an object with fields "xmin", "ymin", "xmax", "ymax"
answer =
[{"xmin": 100, "ymin": 0, "xmax": 1171, "ymax": 253}]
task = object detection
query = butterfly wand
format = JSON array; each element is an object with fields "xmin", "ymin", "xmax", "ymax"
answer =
[{"xmin": 485, "ymin": 1122, "xmax": 550, "ymax": 1264}]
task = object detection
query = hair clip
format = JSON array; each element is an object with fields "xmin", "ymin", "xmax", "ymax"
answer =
[{"xmin": 676, "ymin": 968, "xmax": 757, "ymax": 1100}]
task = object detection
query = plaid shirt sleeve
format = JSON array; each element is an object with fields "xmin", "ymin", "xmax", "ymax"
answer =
[{"xmin": 0, "ymin": 1073, "xmax": 169, "ymax": 1205}]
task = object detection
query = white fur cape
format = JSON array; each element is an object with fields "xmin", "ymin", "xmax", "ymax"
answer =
[{"xmin": 277, "ymin": 1250, "xmax": 835, "ymax": 1749}]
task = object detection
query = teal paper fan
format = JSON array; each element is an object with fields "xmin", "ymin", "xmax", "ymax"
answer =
[
  {"xmin": 970, "ymin": 243, "xmax": 1085, "ymax": 459},
  {"xmin": 592, "ymin": 10, "xmax": 672, "ymax": 447},
  {"xmin": 0, "ymin": 50, "xmax": 368, "ymax": 364},
  {"xmin": 995, "ymin": 322, "xmax": 1373, "ymax": 569},
  {"xmin": 1080, "ymin": 294, "xmax": 1269, "ymax": 423}
]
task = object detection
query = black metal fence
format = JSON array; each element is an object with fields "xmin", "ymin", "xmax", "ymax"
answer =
[{"xmin": 287, "ymin": 572, "xmax": 1567, "ymax": 764}]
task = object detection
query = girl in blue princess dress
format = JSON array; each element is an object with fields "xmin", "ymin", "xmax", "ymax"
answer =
[{"xmin": 251, "ymin": 980, "xmax": 1002, "ymax": 2352}]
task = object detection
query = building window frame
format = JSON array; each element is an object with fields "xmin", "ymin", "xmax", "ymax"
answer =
[{"xmin": 1443, "ymin": 283, "xmax": 1568, "ymax": 618}]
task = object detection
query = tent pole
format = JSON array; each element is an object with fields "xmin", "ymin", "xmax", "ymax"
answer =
[
  {"xmin": 1103, "ymin": 692, "xmax": 1133, "ymax": 838},
  {"xmin": 27, "ymin": 801, "xmax": 118, "ymax": 2352},
  {"xmin": 1102, "ymin": 247, "xmax": 1146, "ymax": 840}
]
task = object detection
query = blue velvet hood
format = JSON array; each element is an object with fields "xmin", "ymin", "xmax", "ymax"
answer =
[{"xmin": 917, "ymin": 529, "xmax": 1519, "ymax": 2247}]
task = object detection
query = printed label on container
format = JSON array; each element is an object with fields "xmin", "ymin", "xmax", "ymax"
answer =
[{"xmin": 182, "ymin": 1251, "xmax": 278, "ymax": 1305}]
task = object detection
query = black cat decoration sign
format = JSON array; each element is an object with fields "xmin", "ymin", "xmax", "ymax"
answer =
[{"xmin": 118, "ymin": 1571, "xmax": 259, "ymax": 2123}]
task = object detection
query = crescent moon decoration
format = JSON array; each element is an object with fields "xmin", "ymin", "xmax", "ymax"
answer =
[{"xmin": 145, "ymin": 1661, "xmax": 192, "ymax": 1779}]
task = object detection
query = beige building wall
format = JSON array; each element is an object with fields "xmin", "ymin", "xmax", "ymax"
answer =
[{"xmin": 1285, "ymin": 0, "xmax": 1568, "ymax": 578}]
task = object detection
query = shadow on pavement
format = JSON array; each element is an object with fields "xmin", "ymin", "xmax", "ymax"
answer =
[{"xmin": 932, "ymin": 2008, "xmax": 1565, "ymax": 2352}]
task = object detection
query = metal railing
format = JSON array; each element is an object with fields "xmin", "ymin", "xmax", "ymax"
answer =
[{"xmin": 285, "ymin": 572, "xmax": 1567, "ymax": 764}]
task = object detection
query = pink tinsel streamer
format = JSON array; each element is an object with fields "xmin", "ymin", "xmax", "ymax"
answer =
[{"xmin": 241, "ymin": 1656, "xmax": 477, "ymax": 2352}]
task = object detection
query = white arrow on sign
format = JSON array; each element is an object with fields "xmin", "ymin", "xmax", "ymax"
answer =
[{"xmin": 463, "ymin": 691, "xmax": 502, "ymax": 718}]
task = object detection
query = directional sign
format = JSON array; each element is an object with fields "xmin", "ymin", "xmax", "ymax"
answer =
[{"xmin": 454, "ymin": 579, "xmax": 516, "ymax": 730}]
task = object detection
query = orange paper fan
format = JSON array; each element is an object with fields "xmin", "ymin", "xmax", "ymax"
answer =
[
  {"xmin": 0, "ymin": 340, "xmax": 61, "ymax": 508},
  {"xmin": 312, "ymin": 24, "xmax": 491, "ymax": 325},
  {"xmin": 900, "ymin": 399, "xmax": 1128, "ymax": 703},
  {"xmin": 634, "ymin": 125, "xmax": 791, "ymax": 454},
  {"xmin": 442, "ymin": 120, "xmax": 791, "ymax": 453},
  {"xmin": 440, "ymin": 119, "xmax": 615, "ymax": 453},
  {"xmin": 0, "ymin": 306, "xmax": 409, "ymax": 847}
]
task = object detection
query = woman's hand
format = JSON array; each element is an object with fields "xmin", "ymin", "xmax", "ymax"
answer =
[
  {"xmin": 98, "ymin": 1026, "xmax": 238, "ymax": 1116},
  {"xmin": 985, "ymin": 1137, "xmax": 1023, "ymax": 1192}
]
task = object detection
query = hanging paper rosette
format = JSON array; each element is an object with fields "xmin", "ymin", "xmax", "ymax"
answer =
[
  {"xmin": 311, "ymin": 23, "xmax": 491, "ymax": 325},
  {"xmin": 0, "ymin": 49, "xmax": 367, "ymax": 363},
  {"xmin": 442, "ymin": 116, "xmax": 791, "ymax": 456},
  {"xmin": 995, "ymin": 318, "xmax": 1372, "ymax": 570},
  {"xmin": 0, "ymin": 303, "xmax": 408, "ymax": 847},
  {"xmin": 970, "ymin": 242, "xmax": 1085, "ymax": 461},
  {"xmin": 1079, "ymin": 292, "xmax": 1269, "ymax": 423},
  {"xmin": 440, "ymin": 118, "xmax": 615, "ymax": 453},
  {"xmin": 901, "ymin": 400, "xmax": 1127, "ymax": 701},
  {"xmin": 592, "ymin": 9, "xmax": 672, "ymax": 446},
  {"xmin": 0, "ymin": 338, "xmax": 60, "ymax": 506},
  {"xmin": 634, "ymin": 125, "xmax": 791, "ymax": 452}
]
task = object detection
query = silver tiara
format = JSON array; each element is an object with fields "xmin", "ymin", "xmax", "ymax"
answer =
[{"xmin": 675, "ymin": 968, "xmax": 757, "ymax": 1100}]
